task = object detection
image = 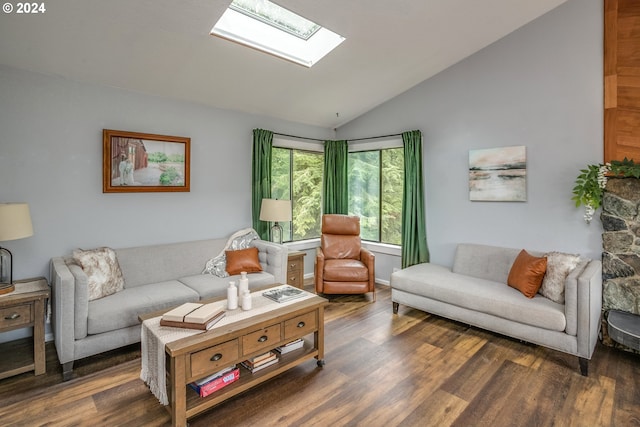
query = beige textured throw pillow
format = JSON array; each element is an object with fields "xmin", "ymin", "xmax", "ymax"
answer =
[
  {"xmin": 539, "ymin": 251, "xmax": 581, "ymax": 304},
  {"xmin": 72, "ymin": 247, "xmax": 125, "ymax": 301}
]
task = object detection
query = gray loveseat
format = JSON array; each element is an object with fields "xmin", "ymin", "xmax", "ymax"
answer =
[
  {"xmin": 50, "ymin": 237, "xmax": 287, "ymax": 380},
  {"xmin": 390, "ymin": 243, "xmax": 602, "ymax": 375}
]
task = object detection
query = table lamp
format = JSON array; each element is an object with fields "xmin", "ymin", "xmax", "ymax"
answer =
[
  {"xmin": 0, "ymin": 203, "xmax": 34, "ymax": 295},
  {"xmin": 259, "ymin": 199, "xmax": 292, "ymax": 244}
]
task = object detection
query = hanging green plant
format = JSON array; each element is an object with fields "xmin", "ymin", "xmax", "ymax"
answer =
[{"xmin": 572, "ymin": 158, "xmax": 640, "ymax": 223}]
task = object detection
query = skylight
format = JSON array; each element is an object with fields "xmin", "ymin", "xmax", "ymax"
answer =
[{"xmin": 211, "ymin": 0, "xmax": 345, "ymax": 67}]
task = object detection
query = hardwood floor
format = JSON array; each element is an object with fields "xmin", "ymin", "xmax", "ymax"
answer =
[{"xmin": 0, "ymin": 282, "xmax": 638, "ymax": 427}]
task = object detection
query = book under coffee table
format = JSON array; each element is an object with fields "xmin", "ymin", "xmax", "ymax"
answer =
[{"xmin": 139, "ymin": 284, "xmax": 328, "ymax": 427}]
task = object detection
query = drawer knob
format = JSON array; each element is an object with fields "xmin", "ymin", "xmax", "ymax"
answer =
[
  {"xmin": 258, "ymin": 335, "xmax": 268, "ymax": 343},
  {"xmin": 5, "ymin": 313, "xmax": 20, "ymax": 320},
  {"xmin": 297, "ymin": 321, "xmax": 305, "ymax": 328},
  {"xmin": 290, "ymin": 277, "xmax": 296, "ymax": 282},
  {"xmin": 290, "ymin": 264, "xmax": 295, "ymax": 268},
  {"xmin": 210, "ymin": 353, "xmax": 223, "ymax": 362}
]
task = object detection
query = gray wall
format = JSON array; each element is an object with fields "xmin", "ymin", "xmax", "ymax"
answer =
[
  {"xmin": 337, "ymin": 0, "xmax": 603, "ymax": 274},
  {"xmin": 0, "ymin": 0, "xmax": 602, "ymax": 339},
  {"xmin": 0, "ymin": 65, "xmax": 334, "ymax": 282}
]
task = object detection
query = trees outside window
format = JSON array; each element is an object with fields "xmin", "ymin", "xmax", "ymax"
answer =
[
  {"xmin": 272, "ymin": 147, "xmax": 323, "ymax": 241},
  {"xmin": 348, "ymin": 148, "xmax": 403, "ymax": 245},
  {"xmin": 271, "ymin": 145, "xmax": 403, "ymax": 245}
]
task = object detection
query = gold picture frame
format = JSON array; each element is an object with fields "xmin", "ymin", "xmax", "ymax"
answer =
[{"xmin": 102, "ymin": 129, "xmax": 190, "ymax": 193}]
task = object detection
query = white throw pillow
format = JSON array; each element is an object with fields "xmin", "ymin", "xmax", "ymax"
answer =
[
  {"xmin": 73, "ymin": 247, "xmax": 125, "ymax": 301},
  {"xmin": 539, "ymin": 251, "xmax": 581, "ymax": 304}
]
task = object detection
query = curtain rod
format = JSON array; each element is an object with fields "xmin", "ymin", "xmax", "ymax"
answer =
[
  {"xmin": 272, "ymin": 132, "xmax": 404, "ymax": 143},
  {"xmin": 347, "ymin": 133, "xmax": 403, "ymax": 142}
]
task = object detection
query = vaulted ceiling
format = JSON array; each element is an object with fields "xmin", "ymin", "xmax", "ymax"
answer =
[{"xmin": 0, "ymin": 0, "xmax": 568, "ymax": 128}]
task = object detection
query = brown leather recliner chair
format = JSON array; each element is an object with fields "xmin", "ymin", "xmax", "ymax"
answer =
[{"xmin": 315, "ymin": 214, "xmax": 375, "ymax": 300}]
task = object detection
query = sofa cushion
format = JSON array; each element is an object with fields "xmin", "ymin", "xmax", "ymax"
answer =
[
  {"xmin": 116, "ymin": 239, "xmax": 226, "ymax": 288},
  {"xmin": 539, "ymin": 252, "xmax": 581, "ymax": 304},
  {"xmin": 453, "ymin": 244, "xmax": 521, "ymax": 283},
  {"xmin": 225, "ymin": 247, "xmax": 263, "ymax": 275},
  {"xmin": 87, "ymin": 280, "xmax": 200, "ymax": 335},
  {"xmin": 507, "ymin": 250, "xmax": 547, "ymax": 298},
  {"xmin": 72, "ymin": 247, "xmax": 125, "ymax": 301},
  {"xmin": 392, "ymin": 263, "xmax": 566, "ymax": 332},
  {"xmin": 180, "ymin": 271, "xmax": 276, "ymax": 300}
]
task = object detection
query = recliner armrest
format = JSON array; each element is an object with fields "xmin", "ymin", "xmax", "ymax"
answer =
[
  {"xmin": 315, "ymin": 247, "xmax": 325, "ymax": 293},
  {"xmin": 360, "ymin": 248, "xmax": 375, "ymax": 291}
]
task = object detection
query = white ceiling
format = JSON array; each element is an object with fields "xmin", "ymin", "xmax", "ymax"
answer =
[{"xmin": 0, "ymin": 0, "xmax": 568, "ymax": 128}]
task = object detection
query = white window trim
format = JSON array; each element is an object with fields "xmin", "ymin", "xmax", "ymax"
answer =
[
  {"xmin": 285, "ymin": 238, "xmax": 319, "ymax": 252},
  {"xmin": 347, "ymin": 136, "xmax": 403, "ymax": 152},
  {"xmin": 362, "ymin": 241, "xmax": 402, "ymax": 257},
  {"xmin": 273, "ymin": 136, "xmax": 324, "ymax": 152},
  {"xmin": 273, "ymin": 134, "xmax": 405, "ymax": 247},
  {"xmin": 285, "ymin": 239, "xmax": 401, "ymax": 257}
]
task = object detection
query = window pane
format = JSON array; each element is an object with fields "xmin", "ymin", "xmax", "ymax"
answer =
[
  {"xmin": 229, "ymin": 0, "xmax": 321, "ymax": 40},
  {"xmin": 271, "ymin": 148, "xmax": 292, "ymax": 241},
  {"xmin": 348, "ymin": 151, "xmax": 380, "ymax": 241},
  {"xmin": 292, "ymin": 150, "xmax": 323, "ymax": 240},
  {"xmin": 381, "ymin": 148, "xmax": 404, "ymax": 245}
]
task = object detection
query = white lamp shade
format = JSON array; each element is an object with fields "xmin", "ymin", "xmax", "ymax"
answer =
[
  {"xmin": 259, "ymin": 199, "xmax": 292, "ymax": 222},
  {"xmin": 0, "ymin": 203, "xmax": 34, "ymax": 242}
]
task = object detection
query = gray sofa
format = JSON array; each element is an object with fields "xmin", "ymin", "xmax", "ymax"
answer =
[
  {"xmin": 50, "ymin": 237, "xmax": 288, "ymax": 380},
  {"xmin": 390, "ymin": 243, "xmax": 602, "ymax": 375}
]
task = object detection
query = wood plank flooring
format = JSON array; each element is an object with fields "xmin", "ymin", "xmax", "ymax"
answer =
[{"xmin": 0, "ymin": 282, "xmax": 638, "ymax": 427}]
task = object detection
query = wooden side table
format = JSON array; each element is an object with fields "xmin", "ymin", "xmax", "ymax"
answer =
[
  {"xmin": 0, "ymin": 277, "xmax": 49, "ymax": 380},
  {"xmin": 287, "ymin": 251, "xmax": 306, "ymax": 289}
]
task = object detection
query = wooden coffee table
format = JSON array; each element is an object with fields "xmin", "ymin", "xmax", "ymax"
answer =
[{"xmin": 139, "ymin": 286, "xmax": 328, "ymax": 427}]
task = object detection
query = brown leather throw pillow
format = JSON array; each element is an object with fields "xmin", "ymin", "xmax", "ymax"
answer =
[
  {"xmin": 507, "ymin": 249, "xmax": 547, "ymax": 298},
  {"xmin": 225, "ymin": 247, "xmax": 263, "ymax": 275}
]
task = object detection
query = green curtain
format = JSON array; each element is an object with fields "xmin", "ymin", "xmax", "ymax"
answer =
[
  {"xmin": 251, "ymin": 129, "xmax": 273, "ymax": 240},
  {"xmin": 322, "ymin": 140, "xmax": 349, "ymax": 215},
  {"xmin": 401, "ymin": 130, "xmax": 430, "ymax": 268}
]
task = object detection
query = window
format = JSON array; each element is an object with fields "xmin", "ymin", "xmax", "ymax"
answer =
[
  {"xmin": 269, "ymin": 137, "xmax": 404, "ymax": 245},
  {"xmin": 211, "ymin": 0, "xmax": 345, "ymax": 67},
  {"xmin": 271, "ymin": 147, "xmax": 324, "ymax": 242},
  {"xmin": 348, "ymin": 148, "xmax": 404, "ymax": 245}
]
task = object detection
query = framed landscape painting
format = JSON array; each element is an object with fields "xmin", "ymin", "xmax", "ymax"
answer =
[
  {"xmin": 469, "ymin": 145, "xmax": 526, "ymax": 202},
  {"xmin": 102, "ymin": 129, "xmax": 190, "ymax": 193}
]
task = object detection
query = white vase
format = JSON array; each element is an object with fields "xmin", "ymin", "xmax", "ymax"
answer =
[
  {"xmin": 227, "ymin": 281, "xmax": 238, "ymax": 310},
  {"xmin": 241, "ymin": 290, "xmax": 252, "ymax": 311},
  {"xmin": 238, "ymin": 271, "xmax": 249, "ymax": 307}
]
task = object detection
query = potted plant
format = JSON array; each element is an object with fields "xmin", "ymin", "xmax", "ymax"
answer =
[{"xmin": 573, "ymin": 158, "xmax": 640, "ymax": 223}]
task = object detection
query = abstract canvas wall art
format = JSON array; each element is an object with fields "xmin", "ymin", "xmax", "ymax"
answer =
[{"xmin": 469, "ymin": 146, "xmax": 526, "ymax": 201}]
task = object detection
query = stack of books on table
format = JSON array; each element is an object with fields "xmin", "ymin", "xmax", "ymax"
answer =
[
  {"xmin": 241, "ymin": 351, "xmax": 279, "ymax": 373},
  {"xmin": 160, "ymin": 302, "xmax": 225, "ymax": 330},
  {"xmin": 189, "ymin": 365, "xmax": 240, "ymax": 398},
  {"xmin": 275, "ymin": 338, "xmax": 304, "ymax": 355}
]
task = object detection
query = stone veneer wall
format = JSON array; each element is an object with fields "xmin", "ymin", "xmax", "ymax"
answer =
[{"xmin": 601, "ymin": 177, "xmax": 640, "ymax": 351}]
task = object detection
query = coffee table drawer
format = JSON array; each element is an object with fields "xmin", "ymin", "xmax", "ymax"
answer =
[
  {"xmin": 0, "ymin": 304, "xmax": 32, "ymax": 329},
  {"xmin": 242, "ymin": 324, "xmax": 282, "ymax": 356},
  {"xmin": 190, "ymin": 339, "xmax": 239, "ymax": 379},
  {"xmin": 284, "ymin": 311, "xmax": 317, "ymax": 340}
]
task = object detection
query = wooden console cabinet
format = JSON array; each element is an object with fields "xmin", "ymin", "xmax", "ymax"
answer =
[
  {"xmin": 287, "ymin": 250, "xmax": 306, "ymax": 289},
  {"xmin": 0, "ymin": 277, "xmax": 49, "ymax": 380},
  {"xmin": 142, "ymin": 292, "xmax": 328, "ymax": 427}
]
